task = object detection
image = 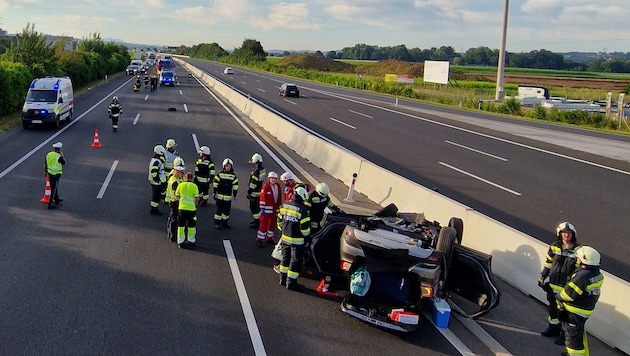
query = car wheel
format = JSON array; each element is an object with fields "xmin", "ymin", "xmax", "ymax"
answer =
[
  {"xmin": 52, "ymin": 116, "xmax": 60, "ymax": 130},
  {"xmin": 66, "ymin": 110, "xmax": 73, "ymax": 122},
  {"xmin": 448, "ymin": 217, "xmax": 464, "ymax": 244},
  {"xmin": 374, "ymin": 203, "xmax": 398, "ymax": 217},
  {"xmin": 436, "ymin": 226, "xmax": 457, "ymax": 270},
  {"xmin": 296, "ymin": 93, "xmax": 300, "ymax": 98},
  {"xmin": 22, "ymin": 121, "xmax": 29, "ymax": 129}
]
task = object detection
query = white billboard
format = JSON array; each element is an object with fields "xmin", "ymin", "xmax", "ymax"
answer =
[{"xmin": 423, "ymin": 61, "xmax": 450, "ymax": 85}]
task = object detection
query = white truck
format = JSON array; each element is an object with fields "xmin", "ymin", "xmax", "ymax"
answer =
[{"xmin": 22, "ymin": 77, "xmax": 74, "ymax": 129}]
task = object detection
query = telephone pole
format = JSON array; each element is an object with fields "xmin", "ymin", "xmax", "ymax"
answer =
[{"xmin": 495, "ymin": 0, "xmax": 509, "ymax": 102}]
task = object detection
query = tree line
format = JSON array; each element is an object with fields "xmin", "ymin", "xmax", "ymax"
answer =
[{"xmin": 0, "ymin": 24, "xmax": 130, "ymax": 116}]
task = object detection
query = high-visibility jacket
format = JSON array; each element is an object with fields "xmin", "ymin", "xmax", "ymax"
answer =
[
  {"xmin": 46, "ymin": 151, "xmax": 64, "ymax": 175},
  {"xmin": 163, "ymin": 149, "xmax": 178, "ymax": 172},
  {"xmin": 194, "ymin": 156, "xmax": 215, "ymax": 183},
  {"xmin": 277, "ymin": 199, "xmax": 310, "ymax": 245},
  {"xmin": 247, "ymin": 164, "xmax": 266, "ymax": 198},
  {"xmin": 176, "ymin": 181, "xmax": 199, "ymax": 211},
  {"xmin": 213, "ymin": 169, "xmax": 238, "ymax": 201},
  {"xmin": 308, "ymin": 191, "xmax": 340, "ymax": 229},
  {"xmin": 107, "ymin": 102, "xmax": 122, "ymax": 118},
  {"xmin": 542, "ymin": 240, "xmax": 580, "ymax": 292},
  {"xmin": 148, "ymin": 155, "xmax": 166, "ymax": 185},
  {"xmin": 165, "ymin": 175, "xmax": 183, "ymax": 203},
  {"xmin": 557, "ymin": 266, "xmax": 603, "ymax": 318},
  {"xmin": 259, "ymin": 181, "xmax": 282, "ymax": 214}
]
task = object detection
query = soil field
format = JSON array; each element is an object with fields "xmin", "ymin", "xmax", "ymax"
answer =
[{"xmin": 472, "ymin": 74, "xmax": 629, "ymax": 91}]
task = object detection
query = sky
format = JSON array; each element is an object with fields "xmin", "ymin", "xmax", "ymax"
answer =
[{"xmin": 1, "ymin": 0, "xmax": 629, "ymax": 54}]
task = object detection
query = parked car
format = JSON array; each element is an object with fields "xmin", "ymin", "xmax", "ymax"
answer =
[
  {"xmin": 279, "ymin": 83, "xmax": 299, "ymax": 98},
  {"xmin": 223, "ymin": 67, "xmax": 234, "ymax": 75},
  {"xmin": 306, "ymin": 203, "xmax": 500, "ymax": 332}
]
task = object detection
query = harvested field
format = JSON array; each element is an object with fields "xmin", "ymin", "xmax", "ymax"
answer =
[{"xmin": 467, "ymin": 74, "xmax": 628, "ymax": 91}]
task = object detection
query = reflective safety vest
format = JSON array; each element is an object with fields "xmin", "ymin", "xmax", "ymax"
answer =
[
  {"xmin": 108, "ymin": 102, "xmax": 122, "ymax": 118},
  {"xmin": 195, "ymin": 156, "xmax": 215, "ymax": 183},
  {"xmin": 148, "ymin": 156, "xmax": 166, "ymax": 185},
  {"xmin": 46, "ymin": 151, "xmax": 63, "ymax": 175},
  {"xmin": 165, "ymin": 175, "xmax": 183, "ymax": 203},
  {"xmin": 176, "ymin": 181, "xmax": 199, "ymax": 211},
  {"xmin": 277, "ymin": 200, "xmax": 310, "ymax": 245},
  {"xmin": 308, "ymin": 191, "xmax": 336, "ymax": 229},
  {"xmin": 558, "ymin": 266, "xmax": 603, "ymax": 318},
  {"xmin": 213, "ymin": 170, "xmax": 238, "ymax": 201},
  {"xmin": 163, "ymin": 149, "xmax": 178, "ymax": 171}
]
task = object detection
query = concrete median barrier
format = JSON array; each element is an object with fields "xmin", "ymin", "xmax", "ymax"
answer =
[{"xmin": 179, "ymin": 59, "xmax": 630, "ymax": 354}]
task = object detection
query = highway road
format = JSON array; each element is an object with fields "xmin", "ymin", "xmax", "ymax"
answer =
[
  {"xmin": 0, "ymin": 66, "xmax": 621, "ymax": 355},
  {"xmin": 183, "ymin": 58, "xmax": 630, "ymax": 281}
]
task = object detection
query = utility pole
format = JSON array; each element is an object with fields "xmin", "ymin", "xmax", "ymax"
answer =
[{"xmin": 495, "ymin": 0, "xmax": 509, "ymax": 102}]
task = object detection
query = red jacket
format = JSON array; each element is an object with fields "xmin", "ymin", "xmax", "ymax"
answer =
[{"xmin": 260, "ymin": 182, "xmax": 282, "ymax": 214}]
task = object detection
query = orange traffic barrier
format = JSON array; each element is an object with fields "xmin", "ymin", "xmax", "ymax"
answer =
[
  {"xmin": 40, "ymin": 176, "xmax": 51, "ymax": 204},
  {"xmin": 91, "ymin": 129, "xmax": 102, "ymax": 148}
]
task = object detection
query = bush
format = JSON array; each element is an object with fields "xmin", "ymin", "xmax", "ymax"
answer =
[{"xmin": 0, "ymin": 61, "xmax": 34, "ymax": 116}]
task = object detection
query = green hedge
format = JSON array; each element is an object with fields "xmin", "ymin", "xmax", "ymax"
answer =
[{"xmin": 0, "ymin": 61, "xmax": 34, "ymax": 116}]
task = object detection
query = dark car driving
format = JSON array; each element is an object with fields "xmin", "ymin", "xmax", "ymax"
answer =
[{"xmin": 279, "ymin": 83, "xmax": 299, "ymax": 98}]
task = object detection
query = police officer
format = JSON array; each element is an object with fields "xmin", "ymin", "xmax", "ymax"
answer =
[
  {"xmin": 45, "ymin": 142, "xmax": 66, "ymax": 209},
  {"xmin": 175, "ymin": 172, "xmax": 200, "ymax": 249},
  {"xmin": 213, "ymin": 158, "xmax": 238, "ymax": 229},
  {"xmin": 555, "ymin": 245, "xmax": 604, "ymax": 356},
  {"xmin": 194, "ymin": 146, "xmax": 215, "ymax": 206},
  {"xmin": 277, "ymin": 186, "xmax": 310, "ymax": 291},
  {"xmin": 148, "ymin": 145, "xmax": 167, "ymax": 215},
  {"xmin": 166, "ymin": 161, "xmax": 185, "ymax": 242},
  {"xmin": 539, "ymin": 222, "xmax": 580, "ymax": 340},
  {"xmin": 107, "ymin": 96, "xmax": 123, "ymax": 132},
  {"xmin": 247, "ymin": 153, "xmax": 266, "ymax": 229},
  {"xmin": 308, "ymin": 182, "xmax": 342, "ymax": 234}
]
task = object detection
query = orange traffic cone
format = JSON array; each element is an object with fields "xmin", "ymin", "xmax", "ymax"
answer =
[
  {"xmin": 40, "ymin": 176, "xmax": 51, "ymax": 204},
  {"xmin": 316, "ymin": 278, "xmax": 337, "ymax": 297},
  {"xmin": 91, "ymin": 129, "xmax": 102, "ymax": 148}
]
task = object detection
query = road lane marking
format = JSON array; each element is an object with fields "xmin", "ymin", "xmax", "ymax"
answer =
[
  {"xmin": 223, "ymin": 240, "xmax": 267, "ymax": 356},
  {"xmin": 97, "ymin": 160, "xmax": 119, "ymax": 199},
  {"xmin": 445, "ymin": 140, "xmax": 508, "ymax": 161},
  {"xmin": 421, "ymin": 311, "xmax": 475, "ymax": 356},
  {"xmin": 450, "ymin": 303, "xmax": 513, "ymax": 355},
  {"xmin": 241, "ymin": 81, "xmax": 247, "ymax": 85},
  {"xmin": 348, "ymin": 109, "xmax": 373, "ymax": 119},
  {"xmin": 133, "ymin": 113, "xmax": 140, "ymax": 126},
  {"xmin": 144, "ymin": 94, "xmax": 149, "ymax": 101},
  {"xmin": 439, "ymin": 162, "xmax": 522, "ymax": 196},
  {"xmin": 179, "ymin": 90, "xmax": 183, "ymax": 95},
  {"xmin": 184, "ymin": 104, "xmax": 189, "ymax": 113},
  {"xmin": 283, "ymin": 99, "xmax": 297, "ymax": 105},
  {"xmin": 192, "ymin": 134, "xmax": 200, "ymax": 152},
  {"xmin": 329, "ymin": 117, "xmax": 356, "ymax": 130},
  {"xmin": 257, "ymin": 88, "xmax": 266, "ymax": 93}
]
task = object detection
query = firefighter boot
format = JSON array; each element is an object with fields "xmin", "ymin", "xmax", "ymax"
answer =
[
  {"xmin": 540, "ymin": 323, "xmax": 561, "ymax": 337},
  {"xmin": 279, "ymin": 273, "xmax": 287, "ymax": 286},
  {"xmin": 286, "ymin": 278, "xmax": 301, "ymax": 291},
  {"xmin": 554, "ymin": 329, "xmax": 565, "ymax": 345}
]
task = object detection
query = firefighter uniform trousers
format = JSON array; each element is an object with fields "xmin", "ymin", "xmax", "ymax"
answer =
[
  {"xmin": 248, "ymin": 165, "xmax": 265, "ymax": 223},
  {"xmin": 277, "ymin": 201, "xmax": 310, "ymax": 287},
  {"xmin": 213, "ymin": 170, "xmax": 238, "ymax": 227},
  {"xmin": 194, "ymin": 157, "xmax": 214, "ymax": 205},
  {"xmin": 148, "ymin": 156, "xmax": 166, "ymax": 213},
  {"xmin": 108, "ymin": 102, "xmax": 122, "ymax": 132}
]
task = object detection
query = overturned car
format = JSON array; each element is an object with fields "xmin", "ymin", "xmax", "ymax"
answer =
[{"xmin": 305, "ymin": 204, "xmax": 500, "ymax": 332}]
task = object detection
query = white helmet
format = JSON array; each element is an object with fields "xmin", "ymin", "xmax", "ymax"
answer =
[
  {"xmin": 153, "ymin": 144, "xmax": 165, "ymax": 155},
  {"xmin": 316, "ymin": 182, "xmax": 329, "ymax": 196},
  {"xmin": 280, "ymin": 172, "xmax": 294, "ymax": 181},
  {"xmin": 268, "ymin": 171, "xmax": 278, "ymax": 179},
  {"xmin": 575, "ymin": 246, "xmax": 600, "ymax": 266},
  {"xmin": 166, "ymin": 138, "xmax": 177, "ymax": 149},
  {"xmin": 173, "ymin": 156, "xmax": 185, "ymax": 167},
  {"xmin": 249, "ymin": 153, "xmax": 263, "ymax": 163},
  {"xmin": 556, "ymin": 222, "xmax": 577, "ymax": 239},
  {"xmin": 222, "ymin": 158, "xmax": 233, "ymax": 167},
  {"xmin": 295, "ymin": 186, "xmax": 308, "ymax": 201},
  {"xmin": 199, "ymin": 146, "xmax": 210, "ymax": 155},
  {"xmin": 112, "ymin": 96, "xmax": 119, "ymax": 102}
]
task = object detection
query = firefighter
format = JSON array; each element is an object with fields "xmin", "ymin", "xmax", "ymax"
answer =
[
  {"xmin": 308, "ymin": 182, "xmax": 343, "ymax": 234},
  {"xmin": 194, "ymin": 146, "xmax": 215, "ymax": 206},
  {"xmin": 163, "ymin": 138, "xmax": 179, "ymax": 178},
  {"xmin": 107, "ymin": 96, "xmax": 123, "ymax": 132},
  {"xmin": 175, "ymin": 172, "xmax": 200, "ymax": 249},
  {"xmin": 150, "ymin": 71, "xmax": 158, "ymax": 92},
  {"xmin": 143, "ymin": 72, "xmax": 150, "ymax": 88},
  {"xmin": 277, "ymin": 186, "xmax": 310, "ymax": 291},
  {"xmin": 256, "ymin": 171, "xmax": 282, "ymax": 247},
  {"xmin": 213, "ymin": 158, "xmax": 238, "ymax": 229},
  {"xmin": 555, "ymin": 245, "xmax": 603, "ymax": 356},
  {"xmin": 539, "ymin": 222, "xmax": 580, "ymax": 341},
  {"xmin": 148, "ymin": 145, "xmax": 167, "ymax": 215},
  {"xmin": 247, "ymin": 153, "xmax": 266, "ymax": 229},
  {"xmin": 165, "ymin": 160, "xmax": 186, "ymax": 242}
]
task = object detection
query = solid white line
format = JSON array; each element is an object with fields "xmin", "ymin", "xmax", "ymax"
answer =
[
  {"xmin": 184, "ymin": 104, "xmax": 189, "ymax": 113},
  {"xmin": 283, "ymin": 99, "xmax": 297, "ymax": 105},
  {"xmin": 329, "ymin": 117, "xmax": 356, "ymax": 130},
  {"xmin": 348, "ymin": 109, "xmax": 373, "ymax": 119},
  {"xmin": 445, "ymin": 140, "xmax": 508, "ymax": 161},
  {"xmin": 133, "ymin": 114, "xmax": 140, "ymax": 125},
  {"xmin": 192, "ymin": 134, "xmax": 200, "ymax": 152},
  {"xmin": 257, "ymin": 88, "xmax": 266, "ymax": 93},
  {"xmin": 439, "ymin": 162, "xmax": 522, "ymax": 195},
  {"xmin": 97, "ymin": 160, "xmax": 119, "ymax": 199},
  {"xmin": 241, "ymin": 81, "xmax": 247, "ymax": 85},
  {"xmin": 421, "ymin": 311, "xmax": 475, "ymax": 356},
  {"xmin": 0, "ymin": 78, "xmax": 133, "ymax": 180},
  {"xmin": 453, "ymin": 313, "xmax": 513, "ymax": 355},
  {"xmin": 223, "ymin": 240, "xmax": 267, "ymax": 356},
  {"xmin": 144, "ymin": 94, "xmax": 149, "ymax": 101}
]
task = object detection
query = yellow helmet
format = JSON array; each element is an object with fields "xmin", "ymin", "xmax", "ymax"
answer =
[
  {"xmin": 575, "ymin": 246, "xmax": 600, "ymax": 266},
  {"xmin": 166, "ymin": 138, "xmax": 177, "ymax": 149}
]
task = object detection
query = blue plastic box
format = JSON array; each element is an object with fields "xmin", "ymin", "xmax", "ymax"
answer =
[{"xmin": 432, "ymin": 298, "xmax": 451, "ymax": 328}]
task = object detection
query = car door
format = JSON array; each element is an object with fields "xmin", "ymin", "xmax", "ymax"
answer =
[{"xmin": 447, "ymin": 244, "xmax": 501, "ymax": 318}]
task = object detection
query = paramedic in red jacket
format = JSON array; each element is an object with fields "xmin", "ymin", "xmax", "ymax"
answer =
[{"xmin": 257, "ymin": 171, "xmax": 282, "ymax": 247}]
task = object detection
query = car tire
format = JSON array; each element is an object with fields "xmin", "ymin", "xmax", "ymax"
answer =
[
  {"xmin": 448, "ymin": 217, "xmax": 464, "ymax": 244},
  {"xmin": 53, "ymin": 116, "xmax": 60, "ymax": 130},
  {"xmin": 22, "ymin": 121, "xmax": 29, "ymax": 129},
  {"xmin": 436, "ymin": 226, "xmax": 457, "ymax": 270},
  {"xmin": 374, "ymin": 203, "xmax": 398, "ymax": 217},
  {"xmin": 296, "ymin": 93, "xmax": 300, "ymax": 98},
  {"xmin": 66, "ymin": 110, "xmax": 72, "ymax": 123}
]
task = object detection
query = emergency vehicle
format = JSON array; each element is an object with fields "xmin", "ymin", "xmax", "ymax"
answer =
[{"xmin": 22, "ymin": 77, "xmax": 74, "ymax": 129}]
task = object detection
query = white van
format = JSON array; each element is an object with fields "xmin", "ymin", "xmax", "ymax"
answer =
[{"xmin": 22, "ymin": 77, "xmax": 74, "ymax": 129}]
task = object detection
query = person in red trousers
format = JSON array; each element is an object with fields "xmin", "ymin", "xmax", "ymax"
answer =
[{"xmin": 256, "ymin": 171, "xmax": 282, "ymax": 247}]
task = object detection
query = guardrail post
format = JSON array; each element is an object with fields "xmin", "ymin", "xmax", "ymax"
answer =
[
  {"xmin": 395, "ymin": 97, "xmax": 399, "ymax": 107},
  {"xmin": 344, "ymin": 173, "xmax": 357, "ymax": 202}
]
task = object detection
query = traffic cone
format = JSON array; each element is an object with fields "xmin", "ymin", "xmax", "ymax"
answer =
[
  {"xmin": 316, "ymin": 278, "xmax": 337, "ymax": 297},
  {"xmin": 40, "ymin": 176, "xmax": 51, "ymax": 204},
  {"xmin": 91, "ymin": 129, "xmax": 102, "ymax": 148}
]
